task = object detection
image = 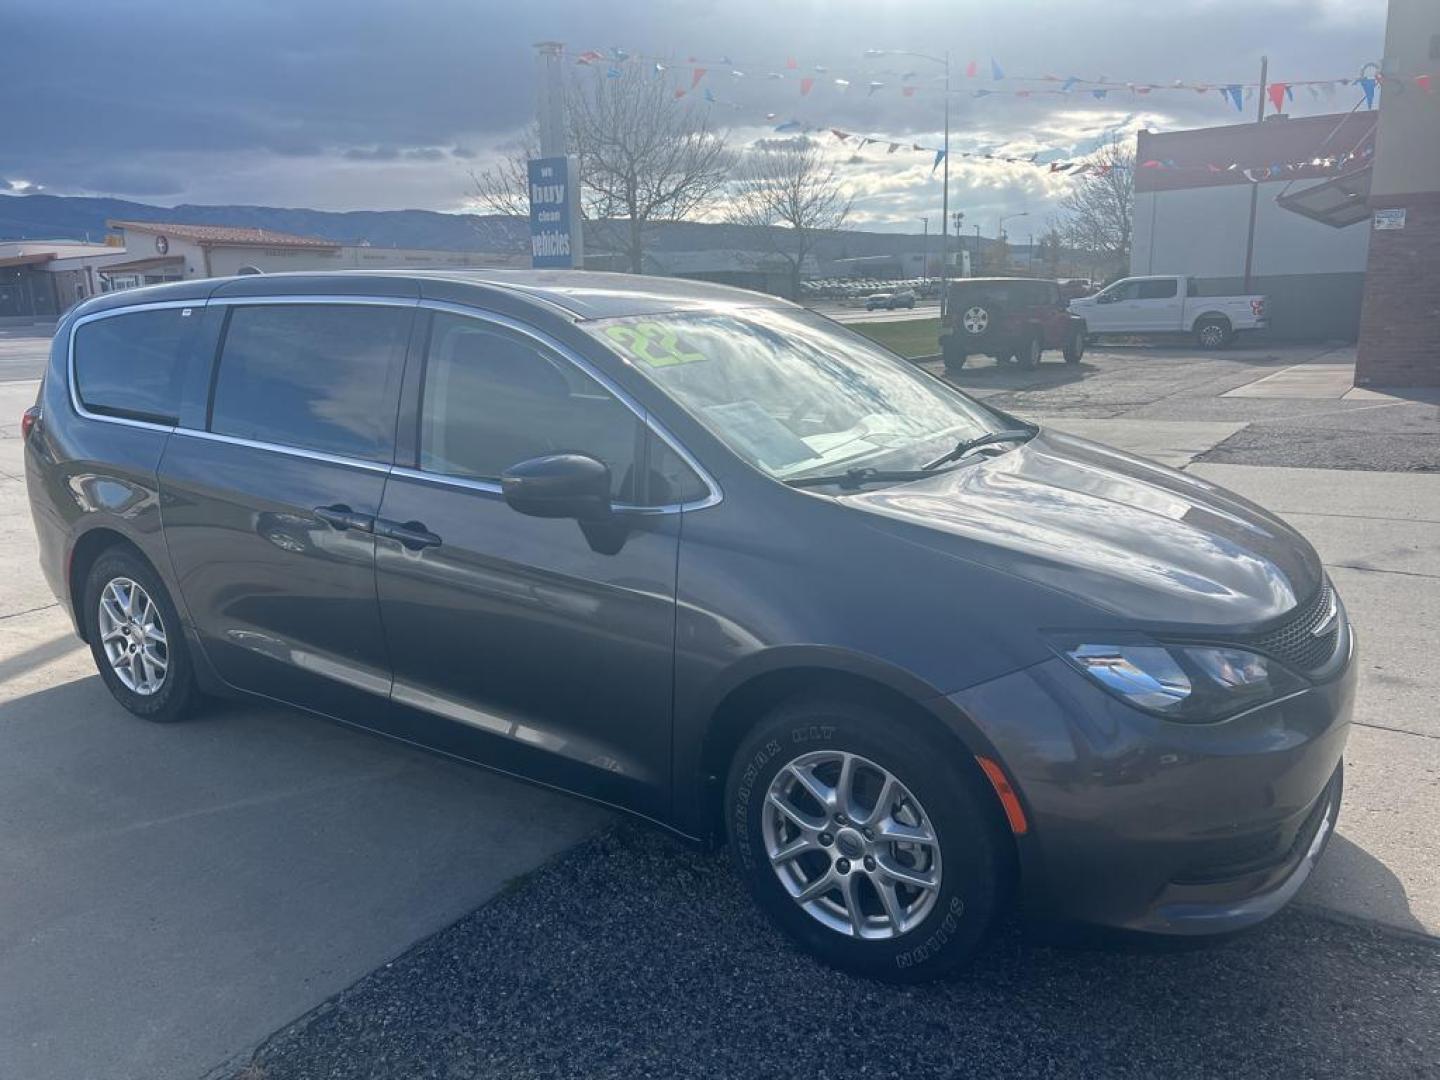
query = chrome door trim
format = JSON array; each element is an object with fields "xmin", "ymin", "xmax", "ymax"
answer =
[
  {"xmin": 207, "ymin": 294, "xmax": 422, "ymax": 309},
  {"xmin": 171, "ymin": 427, "xmax": 393, "ymax": 474}
]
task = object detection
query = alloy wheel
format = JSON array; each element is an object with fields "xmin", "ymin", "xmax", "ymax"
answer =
[
  {"xmin": 97, "ymin": 577, "xmax": 169, "ymax": 696},
  {"xmin": 763, "ymin": 750, "xmax": 943, "ymax": 940}
]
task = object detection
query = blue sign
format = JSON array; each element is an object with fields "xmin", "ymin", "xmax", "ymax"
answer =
[{"xmin": 528, "ymin": 156, "xmax": 579, "ymax": 268}]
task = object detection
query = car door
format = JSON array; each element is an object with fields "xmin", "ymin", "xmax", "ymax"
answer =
[
  {"xmin": 1088, "ymin": 279, "xmax": 1140, "ymax": 331},
  {"xmin": 1134, "ymin": 277, "xmax": 1183, "ymax": 331},
  {"xmin": 370, "ymin": 307, "xmax": 700, "ymax": 820},
  {"xmin": 159, "ymin": 297, "xmax": 415, "ymax": 720}
]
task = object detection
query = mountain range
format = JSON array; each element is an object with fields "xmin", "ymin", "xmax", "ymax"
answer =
[{"xmin": 0, "ymin": 193, "xmax": 975, "ymax": 259}]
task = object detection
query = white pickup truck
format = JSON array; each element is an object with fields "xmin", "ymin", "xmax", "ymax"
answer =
[{"xmin": 1068, "ymin": 275, "xmax": 1267, "ymax": 349}]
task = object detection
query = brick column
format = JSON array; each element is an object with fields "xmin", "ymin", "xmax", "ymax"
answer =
[{"xmin": 1355, "ymin": 194, "xmax": 1440, "ymax": 387}]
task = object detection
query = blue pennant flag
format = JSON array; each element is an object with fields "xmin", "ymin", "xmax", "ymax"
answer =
[
  {"xmin": 1092, "ymin": 88, "xmax": 1108, "ymax": 100},
  {"xmin": 1227, "ymin": 84, "xmax": 1245, "ymax": 111},
  {"xmin": 1358, "ymin": 77, "xmax": 1377, "ymax": 108},
  {"xmin": 932, "ymin": 148, "xmax": 947, "ymax": 172},
  {"xmin": 990, "ymin": 58, "xmax": 1005, "ymax": 80}
]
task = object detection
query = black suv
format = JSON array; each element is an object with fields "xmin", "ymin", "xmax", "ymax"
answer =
[
  {"xmin": 24, "ymin": 271, "xmax": 1352, "ymax": 982},
  {"xmin": 940, "ymin": 277, "xmax": 1086, "ymax": 374}
]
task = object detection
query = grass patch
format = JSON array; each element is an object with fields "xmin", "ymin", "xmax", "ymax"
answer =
[{"xmin": 849, "ymin": 317, "xmax": 942, "ymax": 359}]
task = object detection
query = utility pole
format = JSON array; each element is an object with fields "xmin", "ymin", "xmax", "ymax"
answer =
[
  {"xmin": 973, "ymin": 224, "xmax": 981, "ymax": 273},
  {"xmin": 940, "ymin": 51, "xmax": 951, "ymax": 313},
  {"xmin": 920, "ymin": 217, "xmax": 929, "ymax": 282},
  {"xmin": 1241, "ymin": 55, "xmax": 1268, "ymax": 293}
]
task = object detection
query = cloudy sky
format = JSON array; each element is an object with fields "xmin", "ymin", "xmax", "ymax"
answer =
[{"xmin": 3, "ymin": 0, "xmax": 1387, "ymax": 234}]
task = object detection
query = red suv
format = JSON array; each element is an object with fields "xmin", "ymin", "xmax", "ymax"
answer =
[{"xmin": 940, "ymin": 277, "xmax": 1086, "ymax": 374}]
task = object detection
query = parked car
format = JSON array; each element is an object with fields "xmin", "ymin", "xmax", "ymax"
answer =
[
  {"xmin": 1068, "ymin": 275, "xmax": 1267, "ymax": 348},
  {"xmin": 940, "ymin": 277, "xmax": 1086, "ymax": 373},
  {"xmin": 865, "ymin": 289, "xmax": 917, "ymax": 311},
  {"xmin": 25, "ymin": 271, "xmax": 1352, "ymax": 983}
]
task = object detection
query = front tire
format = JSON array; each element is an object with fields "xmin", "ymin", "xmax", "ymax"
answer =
[
  {"xmin": 1063, "ymin": 327, "xmax": 1086, "ymax": 364},
  {"xmin": 942, "ymin": 340, "xmax": 967, "ymax": 375},
  {"xmin": 83, "ymin": 548, "xmax": 199, "ymax": 723},
  {"xmin": 725, "ymin": 698, "xmax": 1009, "ymax": 982}
]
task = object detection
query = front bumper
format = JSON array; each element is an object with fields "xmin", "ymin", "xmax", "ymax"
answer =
[{"xmin": 947, "ymin": 629, "xmax": 1356, "ymax": 934}]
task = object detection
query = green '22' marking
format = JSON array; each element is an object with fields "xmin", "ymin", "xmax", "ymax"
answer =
[{"xmin": 603, "ymin": 323, "xmax": 706, "ymax": 367}]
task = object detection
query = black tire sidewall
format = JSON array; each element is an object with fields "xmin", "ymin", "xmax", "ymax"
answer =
[
  {"xmin": 1064, "ymin": 328, "xmax": 1085, "ymax": 363},
  {"xmin": 1197, "ymin": 320, "xmax": 1231, "ymax": 348},
  {"xmin": 83, "ymin": 549, "xmax": 196, "ymax": 723},
  {"xmin": 726, "ymin": 699, "xmax": 1007, "ymax": 982}
]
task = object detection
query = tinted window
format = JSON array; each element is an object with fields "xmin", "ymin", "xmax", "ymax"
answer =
[
  {"xmin": 1138, "ymin": 279, "xmax": 1179, "ymax": 300},
  {"xmin": 73, "ymin": 308, "xmax": 194, "ymax": 423},
  {"xmin": 1105, "ymin": 281, "xmax": 1140, "ymax": 301},
  {"xmin": 645, "ymin": 438, "xmax": 708, "ymax": 505},
  {"xmin": 419, "ymin": 312, "xmax": 643, "ymax": 501},
  {"xmin": 210, "ymin": 304, "xmax": 410, "ymax": 461}
]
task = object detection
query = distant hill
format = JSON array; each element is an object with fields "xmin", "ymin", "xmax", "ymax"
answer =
[{"xmin": 0, "ymin": 193, "xmax": 973, "ymax": 259}]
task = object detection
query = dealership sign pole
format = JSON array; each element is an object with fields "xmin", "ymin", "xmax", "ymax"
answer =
[{"xmin": 531, "ymin": 42, "xmax": 584, "ymax": 269}]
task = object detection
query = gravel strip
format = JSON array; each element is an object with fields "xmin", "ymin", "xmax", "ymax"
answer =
[{"xmin": 236, "ymin": 823, "xmax": 1440, "ymax": 1080}]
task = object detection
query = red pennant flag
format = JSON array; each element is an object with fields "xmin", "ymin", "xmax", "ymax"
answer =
[
  {"xmin": 902, "ymin": 85, "xmax": 915, "ymax": 97},
  {"xmin": 965, "ymin": 60, "xmax": 978, "ymax": 78},
  {"xmin": 1141, "ymin": 160, "xmax": 1163, "ymax": 169},
  {"xmin": 674, "ymin": 88, "xmax": 687, "ymax": 99},
  {"xmin": 1418, "ymin": 75, "xmax": 1433, "ymax": 92},
  {"xmin": 800, "ymin": 76, "xmax": 815, "ymax": 96},
  {"xmin": 1268, "ymin": 82, "xmax": 1287, "ymax": 111},
  {"xmin": 785, "ymin": 56, "xmax": 798, "ymax": 69},
  {"xmin": 691, "ymin": 67, "xmax": 707, "ymax": 88}
]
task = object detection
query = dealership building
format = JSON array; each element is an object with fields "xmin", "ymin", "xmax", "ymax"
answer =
[
  {"xmin": 0, "ymin": 220, "xmax": 524, "ymax": 322},
  {"xmin": 1130, "ymin": 110, "xmax": 1377, "ymax": 341}
]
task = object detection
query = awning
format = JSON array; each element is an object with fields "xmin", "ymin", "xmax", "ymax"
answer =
[
  {"xmin": 1275, "ymin": 167, "xmax": 1373, "ymax": 229},
  {"xmin": 0, "ymin": 253, "xmax": 57, "ymax": 268}
]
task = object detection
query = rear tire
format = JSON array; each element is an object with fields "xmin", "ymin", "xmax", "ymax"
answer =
[
  {"xmin": 1016, "ymin": 334, "xmax": 1042, "ymax": 370},
  {"xmin": 83, "ymin": 548, "xmax": 199, "ymax": 723},
  {"xmin": 942, "ymin": 341, "xmax": 967, "ymax": 374},
  {"xmin": 1195, "ymin": 318, "xmax": 1233, "ymax": 349},
  {"xmin": 725, "ymin": 697, "xmax": 1009, "ymax": 983}
]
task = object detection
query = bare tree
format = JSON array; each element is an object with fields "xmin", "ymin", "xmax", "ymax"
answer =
[
  {"xmin": 1055, "ymin": 135, "xmax": 1135, "ymax": 279},
  {"xmin": 467, "ymin": 69, "xmax": 731, "ymax": 273},
  {"xmin": 570, "ymin": 68, "xmax": 732, "ymax": 272},
  {"xmin": 728, "ymin": 137, "xmax": 851, "ymax": 298}
]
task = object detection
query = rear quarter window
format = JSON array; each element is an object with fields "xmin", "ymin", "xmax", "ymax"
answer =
[{"xmin": 72, "ymin": 307, "xmax": 195, "ymax": 424}]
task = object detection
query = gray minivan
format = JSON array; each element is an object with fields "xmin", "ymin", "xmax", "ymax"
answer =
[{"xmin": 23, "ymin": 271, "xmax": 1353, "ymax": 981}]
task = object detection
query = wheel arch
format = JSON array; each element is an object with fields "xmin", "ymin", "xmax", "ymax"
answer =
[
  {"xmin": 694, "ymin": 652, "xmax": 1015, "ymax": 855},
  {"xmin": 1191, "ymin": 311, "xmax": 1233, "ymax": 330},
  {"xmin": 67, "ymin": 527, "xmax": 149, "ymax": 642}
]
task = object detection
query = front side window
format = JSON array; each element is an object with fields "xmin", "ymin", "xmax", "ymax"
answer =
[
  {"xmin": 587, "ymin": 308, "xmax": 1002, "ymax": 481},
  {"xmin": 209, "ymin": 303, "xmax": 411, "ymax": 461},
  {"xmin": 1138, "ymin": 279, "xmax": 1179, "ymax": 300},
  {"xmin": 419, "ymin": 313, "xmax": 651, "ymax": 501},
  {"xmin": 73, "ymin": 307, "xmax": 194, "ymax": 424}
]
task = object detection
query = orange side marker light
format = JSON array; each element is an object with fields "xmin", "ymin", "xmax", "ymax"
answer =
[{"xmin": 976, "ymin": 755, "xmax": 1029, "ymax": 835}]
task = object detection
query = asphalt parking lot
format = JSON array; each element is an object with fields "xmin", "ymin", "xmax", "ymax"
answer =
[{"xmin": 2, "ymin": 325, "xmax": 1438, "ymax": 1080}]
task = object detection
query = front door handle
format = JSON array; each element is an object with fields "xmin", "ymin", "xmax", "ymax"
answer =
[
  {"xmin": 374, "ymin": 518, "xmax": 442, "ymax": 550},
  {"xmin": 315, "ymin": 504, "xmax": 375, "ymax": 532}
]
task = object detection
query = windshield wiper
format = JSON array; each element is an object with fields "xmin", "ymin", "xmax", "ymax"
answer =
[
  {"xmin": 784, "ymin": 466, "xmax": 948, "ymax": 491},
  {"xmin": 920, "ymin": 427, "xmax": 1035, "ymax": 471}
]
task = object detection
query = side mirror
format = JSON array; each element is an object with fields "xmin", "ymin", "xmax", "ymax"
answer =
[
  {"xmin": 501, "ymin": 453, "xmax": 612, "ymax": 521},
  {"xmin": 1096, "ymin": 292, "xmax": 1115, "ymax": 304}
]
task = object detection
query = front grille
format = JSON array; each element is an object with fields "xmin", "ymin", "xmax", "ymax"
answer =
[{"xmin": 1247, "ymin": 581, "xmax": 1342, "ymax": 674}]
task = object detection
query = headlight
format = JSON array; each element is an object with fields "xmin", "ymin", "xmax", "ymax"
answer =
[{"xmin": 1049, "ymin": 635, "xmax": 1305, "ymax": 722}]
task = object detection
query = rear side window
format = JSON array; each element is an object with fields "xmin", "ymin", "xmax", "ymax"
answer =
[
  {"xmin": 1138, "ymin": 279, "xmax": 1179, "ymax": 300},
  {"xmin": 418, "ymin": 312, "xmax": 643, "ymax": 501},
  {"xmin": 209, "ymin": 304, "xmax": 411, "ymax": 461},
  {"xmin": 73, "ymin": 308, "xmax": 194, "ymax": 424}
]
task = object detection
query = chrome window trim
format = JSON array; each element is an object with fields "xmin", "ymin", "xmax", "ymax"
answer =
[
  {"xmin": 64, "ymin": 292, "xmax": 722, "ymax": 514},
  {"xmin": 66, "ymin": 299, "xmax": 202, "ymax": 433},
  {"xmin": 411, "ymin": 300, "xmax": 722, "ymax": 514},
  {"xmin": 171, "ymin": 427, "xmax": 392, "ymax": 474}
]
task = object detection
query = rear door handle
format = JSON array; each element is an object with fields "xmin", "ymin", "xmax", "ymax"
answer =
[
  {"xmin": 315, "ymin": 504, "xmax": 375, "ymax": 533},
  {"xmin": 374, "ymin": 518, "xmax": 442, "ymax": 550}
]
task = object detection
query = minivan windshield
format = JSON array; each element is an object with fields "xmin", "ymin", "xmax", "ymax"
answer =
[{"xmin": 586, "ymin": 307, "xmax": 1005, "ymax": 482}]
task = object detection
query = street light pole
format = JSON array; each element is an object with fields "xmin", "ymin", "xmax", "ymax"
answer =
[
  {"xmin": 940, "ymin": 50, "xmax": 950, "ymax": 314},
  {"xmin": 920, "ymin": 217, "xmax": 929, "ymax": 283},
  {"xmin": 1242, "ymin": 54, "xmax": 1269, "ymax": 293}
]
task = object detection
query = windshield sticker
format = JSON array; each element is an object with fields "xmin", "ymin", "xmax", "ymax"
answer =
[
  {"xmin": 702, "ymin": 401, "xmax": 818, "ymax": 471},
  {"xmin": 603, "ymin": 322, "xmax": 708, "ymax": 368}
]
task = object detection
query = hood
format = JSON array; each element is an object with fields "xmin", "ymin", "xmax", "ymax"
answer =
[{"xmin": 846, "ymin": 429, "xmax": 1321, "ymax": 629}]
